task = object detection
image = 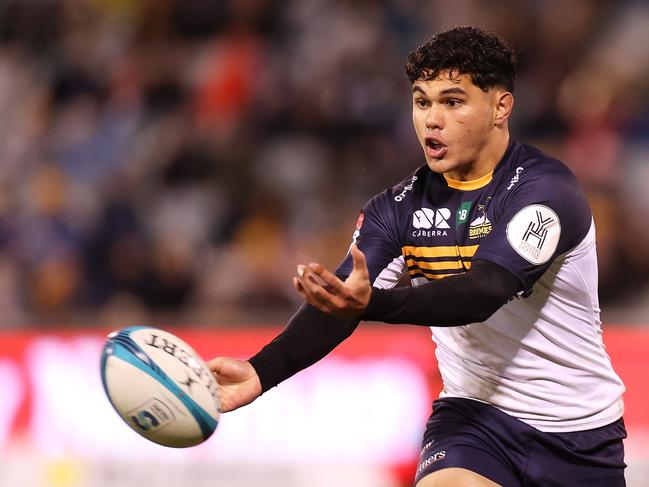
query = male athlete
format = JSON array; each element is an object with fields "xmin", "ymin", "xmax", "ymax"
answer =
[{"xmin": 208, "ymin": 27, "xmax": 626, "ymax": 486}]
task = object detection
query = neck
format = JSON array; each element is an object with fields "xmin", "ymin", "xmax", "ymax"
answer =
[{"xmin": 446, "ymin": 130, "xmax": 510, "ymax": 181}]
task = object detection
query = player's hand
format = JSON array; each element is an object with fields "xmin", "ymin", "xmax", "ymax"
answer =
[
  {"xmin": 293, "ymin": 244, "xmax": 371, "ymax": 317},
  {"xmin": 207, "ymin": 357, "xmax": 262, "ymax": 413}
]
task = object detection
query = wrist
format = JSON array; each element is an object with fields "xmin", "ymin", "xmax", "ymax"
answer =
[
  {"xmin": 360, "ymin": 286, "xmax": 384, "ymax": 321},
  {"xmin": 248, "ymin": 354, "xmax": 273, "ymax": 393}
]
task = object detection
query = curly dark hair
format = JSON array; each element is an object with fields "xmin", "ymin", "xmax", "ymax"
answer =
[{"xmin": 405, "ymin": 26, "xmax": 516, "ymax": 93}]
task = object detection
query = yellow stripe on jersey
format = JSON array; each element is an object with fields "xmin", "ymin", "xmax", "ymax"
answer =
[
  {"xmin": 402, "ymin": 245, "xmax": 479, "ymax": 259},
  {"xmin": 403, "ymin": 245, "xmax": 477, "ymax": 280},
  {"xmin": 443, "ymin": 171, "xmax": 493, "ymax": 191},
  {"xmin": 405, "ymin": 259, "xmax": 472, "ymax": 271}
]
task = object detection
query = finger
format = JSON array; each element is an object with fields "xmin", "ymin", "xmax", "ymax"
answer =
[
  {"xmin": 296, "ymin": 265, "xmax": 319, "ymax": 293},
  {"xmin": 299, "ymin": 262, "xmax": 336, "ymax": 290},
  {"xmin": 307, "ymin": 263, "xmax": 345, "ymax": 294},
  {"xmin": 298, "ymin": 271, "xmax": 360, "ymax": 317},
  {"xmin": 295, "ymin": 274, "xmax": 324, "ymax": 300},
  {"xmin": 293, "ymin": 277, "xmax": 308, "ymax": 299},
  {"xmin": 294, "ymin": 273, "xmax": 327, "ymax": 309},
  {"xmin": 350, "ymin": 244, "xmax": 369, "ymax": 277},
  {"xmin": 299, "ymin": 268, "xmax": 345, "ymax": 312},
  {"xmin": 206, "ymin": 356, "xmax": 225, "ymax": 373},
  {"xmin": 297, "ymin": 263, "xmax": 352, "ymax": 313},
  {"xmin": 300, "ymin": 266, "xmax": 333, "ymax": 297},
  {"xmin": 297, "ymin": 278, "xmax": 333, "ymax": 314}
]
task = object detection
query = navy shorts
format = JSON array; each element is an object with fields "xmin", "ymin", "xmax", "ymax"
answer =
[{"xmin": 415, "ymin": 397, "xmax": 626, "ymax": 487}]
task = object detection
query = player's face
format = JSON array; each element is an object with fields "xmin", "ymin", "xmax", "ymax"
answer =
[{"xmin": 412, "ymin": 71, "xmax": 511, "ymax": 179}]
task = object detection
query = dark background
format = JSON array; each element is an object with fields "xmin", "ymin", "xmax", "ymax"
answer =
[{"xmin": 1, "ymin": 0, "xmax": 648, "ymax": 328}]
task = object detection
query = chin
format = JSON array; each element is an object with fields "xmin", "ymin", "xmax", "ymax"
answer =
[{"xmin": 426, "ymin": 158, "xmax": 452, "ymax": 174}]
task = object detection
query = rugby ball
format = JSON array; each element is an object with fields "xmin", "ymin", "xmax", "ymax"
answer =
[{"xmin": 100, "ymin": 326, "xmax": 220, "ymax": 447}]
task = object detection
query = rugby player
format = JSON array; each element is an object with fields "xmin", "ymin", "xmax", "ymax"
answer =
[{"xmin": 208, "ymin": 26, "xmax": 626, "ymax": 487}]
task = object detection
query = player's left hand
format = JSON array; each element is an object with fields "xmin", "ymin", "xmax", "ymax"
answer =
[{"xmin": 293, "ymin": 244, "xmax": 371, "ymax": 317}]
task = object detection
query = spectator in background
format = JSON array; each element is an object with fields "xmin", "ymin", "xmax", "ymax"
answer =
[{"xmin": 0, "ymin": 0, "xmax": 647, "ymax": 327}]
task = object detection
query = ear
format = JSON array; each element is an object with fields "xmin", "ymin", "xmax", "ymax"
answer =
[{"xmin": 494, "ymin": 91, "xmax": 514, "ymax": 127}]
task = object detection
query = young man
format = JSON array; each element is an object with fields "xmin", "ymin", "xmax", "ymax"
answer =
[{"xmin": 208, "ymin": 27, "xmax": 626, "ymax": 487}]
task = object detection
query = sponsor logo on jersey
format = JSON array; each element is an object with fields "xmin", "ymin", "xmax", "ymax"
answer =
[
  {"xmin": 506, "ymin": 204, "xmax": 561, "ymax": 264},
  {"xmin": 507, "ymin": 166, "xmax": 524, "ymax": 190},
  {"xmin": 350, "ymin": 212, "xmax": 364, "ymax": 246},
  {"xmin": 417, "ymin": 450, "xmax": 447, "ymax": 474},
  {"xmin": 456, "ymin": 201, "xmax": 472, "ymax": 228},
  {"xmin": 412, "ymin": 207, "xmax": 450, "ymax": 237},
  {"xmin": 394, "ymin": 175, "xmax": 418, "ymax": 202},
  {"xmin": 420, "ymin": 440, "xmax": 435, "ymax": 454}
]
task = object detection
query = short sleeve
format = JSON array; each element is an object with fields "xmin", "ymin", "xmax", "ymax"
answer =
[
  {"xmin": 335, "ymin": 194, "xmax": 406, "ymax": 289},
  {"xmin": 474, "ymin": 162, "xmax": 592, "ymax": 293}
]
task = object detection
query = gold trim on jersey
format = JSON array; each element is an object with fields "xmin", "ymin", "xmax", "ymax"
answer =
[
  {"xmin": 402, "ymin": 245, "xmax": 479, "ymax": 259},
  {"xmin": 444, "ymin": 171, "xmax": 493, "ymax": 191},
  {"xmin": 402, "ymin": 245, "xmax": 478, "ymax": 279},
  {"xmin": 405, "ymin": 259, "xmax": 472, "ymax": 271}
]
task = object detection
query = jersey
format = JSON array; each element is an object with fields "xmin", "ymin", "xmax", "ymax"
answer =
[{"xmin": 337, "ymin": 140, "xmax": 625, "ymax": 432}]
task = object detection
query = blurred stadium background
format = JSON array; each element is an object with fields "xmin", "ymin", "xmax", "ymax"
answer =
[{"xmin": 1, "ymin": 0, "xmax": 648, "ymax": 486}]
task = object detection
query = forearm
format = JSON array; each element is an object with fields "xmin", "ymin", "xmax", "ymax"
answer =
[
  {"xmin": 249, "ymin": 303, "xmax": 360, "ymax": 392},
  {"xmin": 362, "ymin": 260, "xmax": 520, "ymax": 326}
]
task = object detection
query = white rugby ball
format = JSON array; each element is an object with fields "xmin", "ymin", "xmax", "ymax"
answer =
[{"xmin": 100, "ymin": 326, "xmax": 220, "ymax": 447}]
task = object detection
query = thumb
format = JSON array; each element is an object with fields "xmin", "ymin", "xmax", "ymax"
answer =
[
  {"xmin": 206, "ymin": 356, "xmax": 226, "ymax": 374},
  {"xmin": 350, "ymin": 244, "xmax": 368, "ymax": 275}
]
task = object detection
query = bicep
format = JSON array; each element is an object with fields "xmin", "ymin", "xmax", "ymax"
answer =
[{"xmin": 475, "ymin": 173, "xmax": 591, "ymax": 293}]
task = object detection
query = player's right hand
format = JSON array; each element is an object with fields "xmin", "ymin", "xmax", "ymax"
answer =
[{"xmin": 207, "ymin": 357, "xmax": 262, "ymax": 413}]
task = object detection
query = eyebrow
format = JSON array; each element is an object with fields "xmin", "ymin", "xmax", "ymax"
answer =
[
  {"xmin": 440, "ymin": 87, "xmax": 467, "ymax": 96},
  {"xmin": 412, "ymin": 86, "xmax": 468, "ymax": 96}
]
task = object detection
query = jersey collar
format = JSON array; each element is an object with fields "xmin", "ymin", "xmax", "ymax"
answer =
[{"xmin": 443, "ymin": 170, "xmax": 494, "ymax": 191}]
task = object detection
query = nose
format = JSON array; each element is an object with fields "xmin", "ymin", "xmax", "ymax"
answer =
[{"xmin": 425, "ymin": 104, "xmax": 444, "ymax": 130}]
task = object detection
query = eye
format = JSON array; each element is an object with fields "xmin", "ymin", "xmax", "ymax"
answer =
[
  {"xmin": 446, "ymin": 99, "xmax": 462, "ymax": 108},
  {"xmin": 415, "ymin": 98, "xmax": 430, "ymax": 108}
]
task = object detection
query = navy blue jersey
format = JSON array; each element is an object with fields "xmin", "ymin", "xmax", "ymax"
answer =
[
  {"xmin": 337, "ymin": 140, "xmax": 625, "ymax": 432},
  {"xmin": 337, "ymin": 140, "xmax": 591, "ymax": 294}
]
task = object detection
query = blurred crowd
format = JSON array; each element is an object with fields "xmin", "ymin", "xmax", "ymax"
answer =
[{"xmin": 0, "ymin": 0, "xmax": 648, "ymax": 327}]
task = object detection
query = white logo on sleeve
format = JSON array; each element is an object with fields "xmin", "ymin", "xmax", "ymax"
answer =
[{"xmin": 506, "ymin": 205, "xmax": 561, "ymax": 264}]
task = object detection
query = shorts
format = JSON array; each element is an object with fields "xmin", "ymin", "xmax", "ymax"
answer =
[{"xmin": 414, "ymin": 397, "xmax": 626, "ymax": 487}]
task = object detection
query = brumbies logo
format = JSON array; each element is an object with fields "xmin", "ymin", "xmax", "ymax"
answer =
[
  {"xmin": 469, "ymin": 211, "xmax": 492, "ymax": 239},
  {"xmin": 469, "ymin": 198, "xmax": 493, "ymax": 239}
]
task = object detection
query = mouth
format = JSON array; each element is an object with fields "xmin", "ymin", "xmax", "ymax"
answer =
[{"xmin": 425, "ymin": 137, "xmax": 448, "ymax": 159}]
